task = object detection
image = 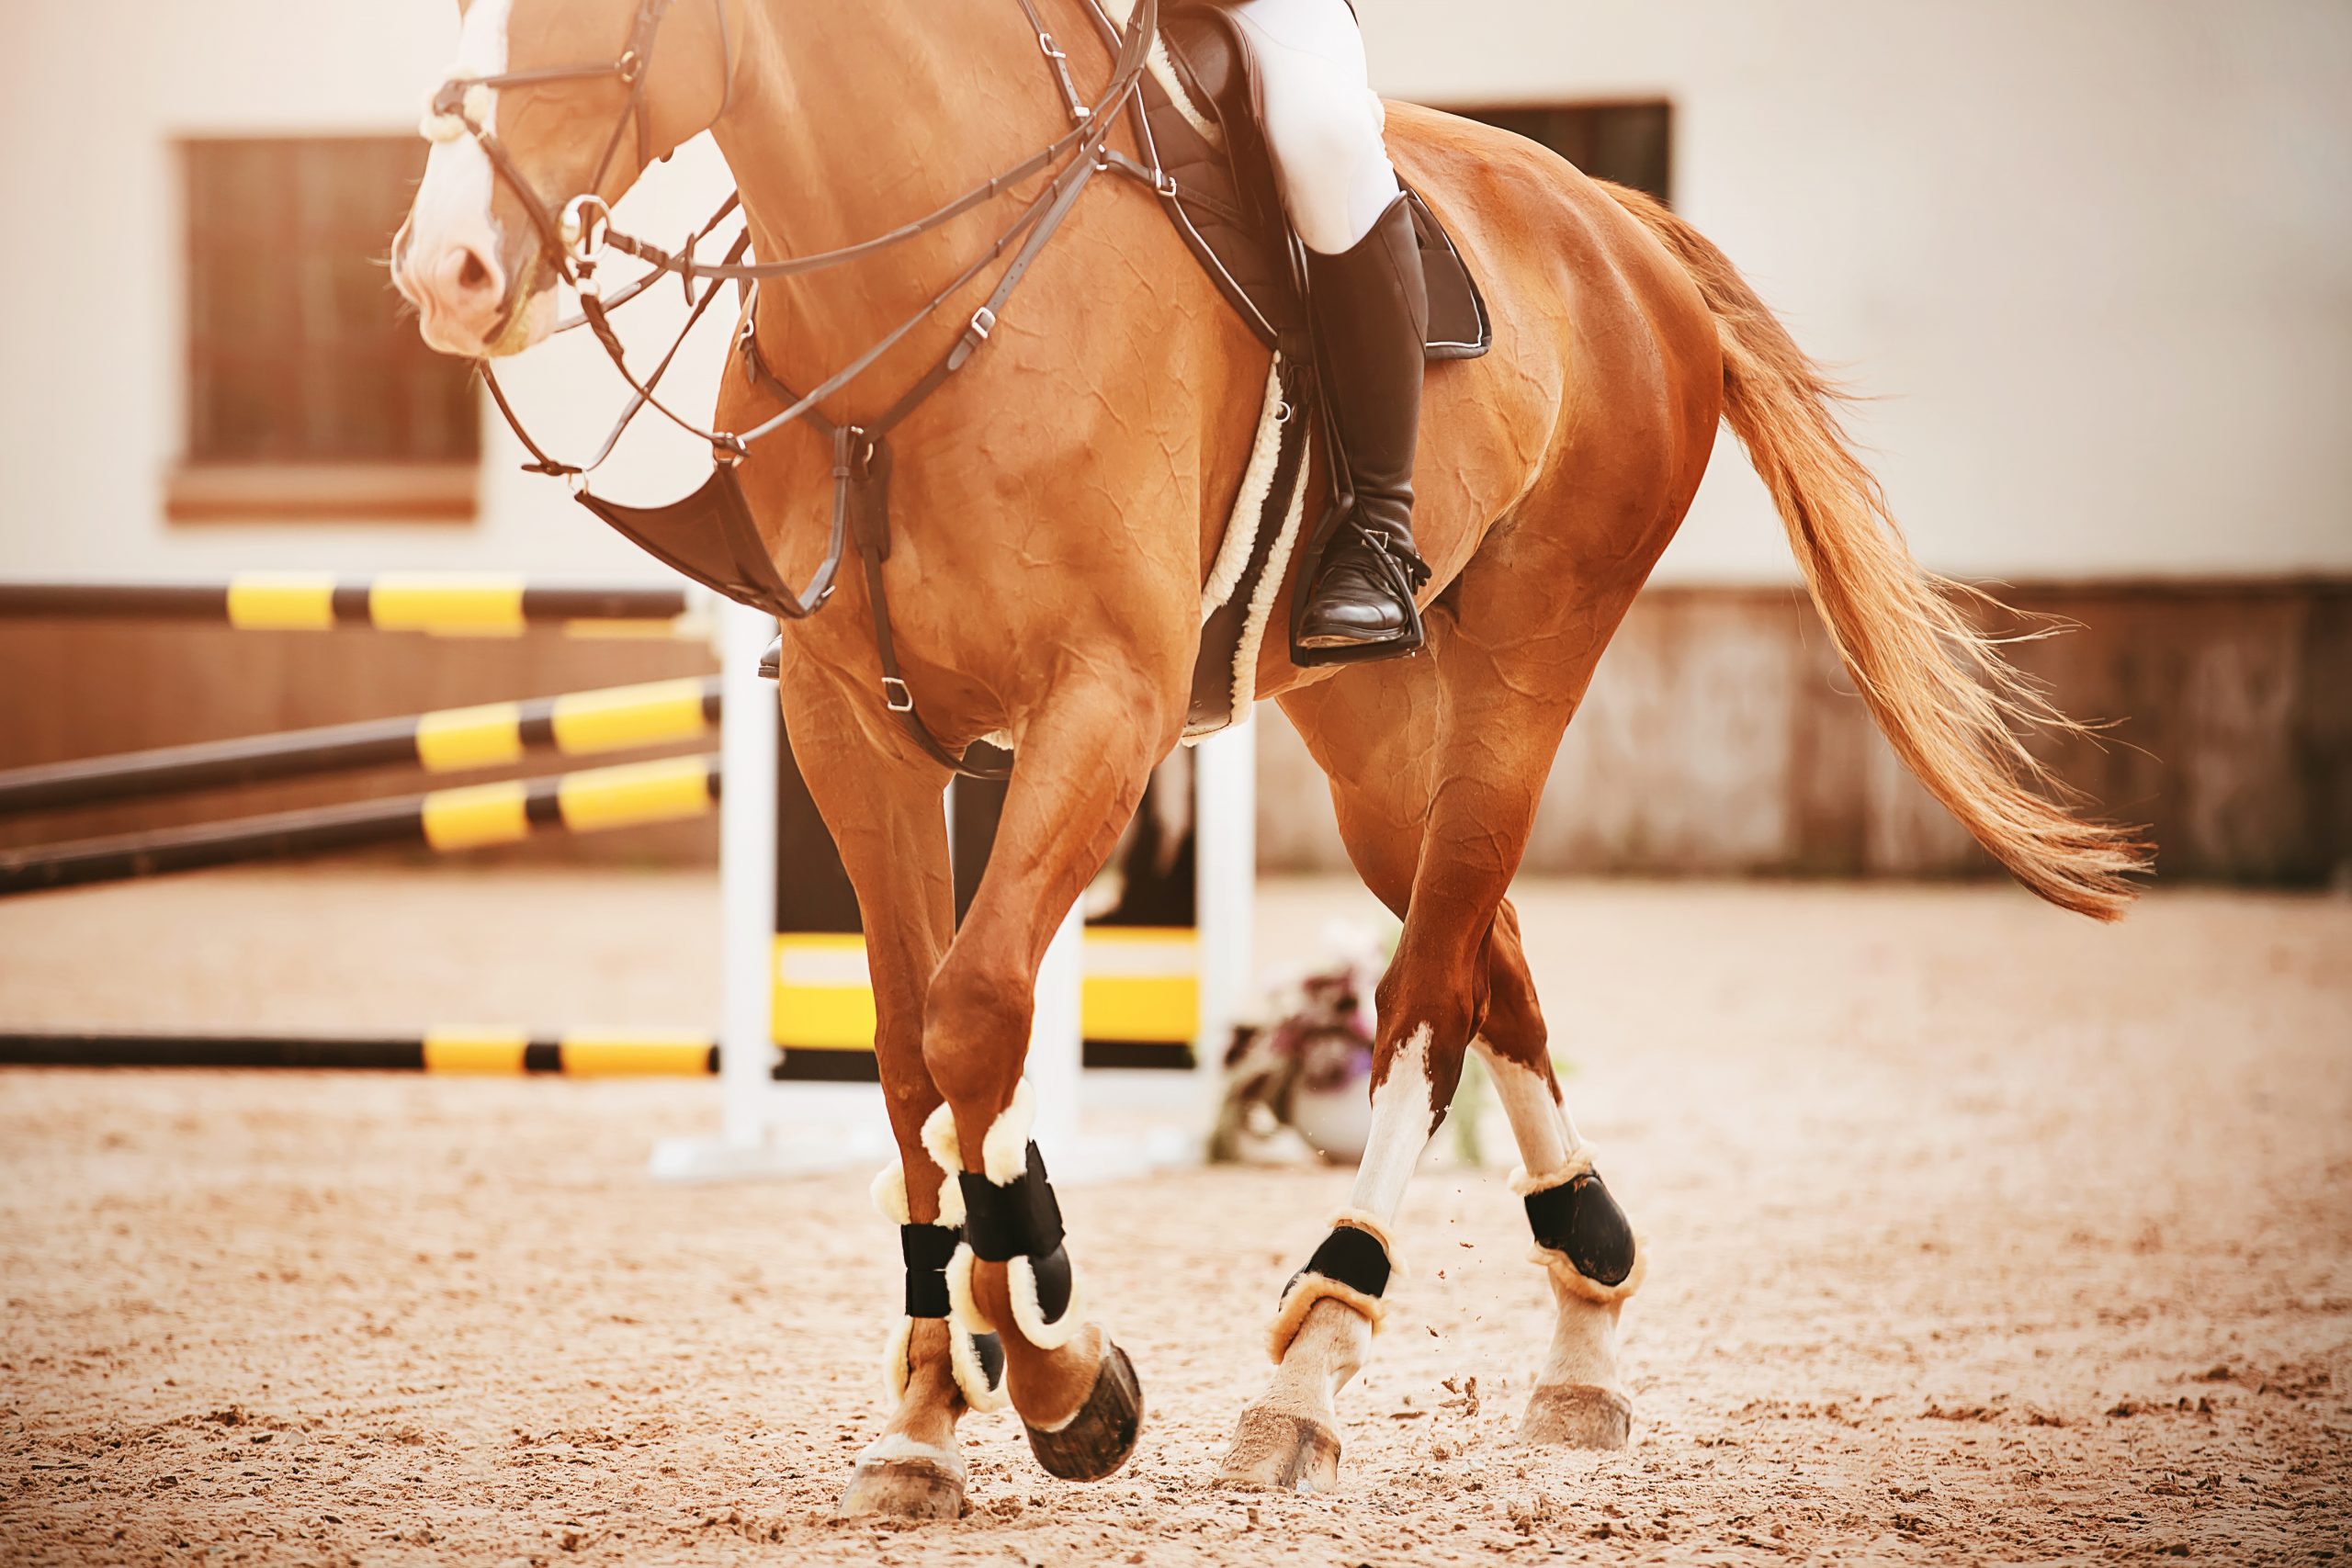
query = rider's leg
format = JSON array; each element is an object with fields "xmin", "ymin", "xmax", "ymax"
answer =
[{"xmin": 1227, "ymin": 0, "xmax": 1430, "ymax": 658}]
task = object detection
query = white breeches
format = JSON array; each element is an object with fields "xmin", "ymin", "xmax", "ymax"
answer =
[{"xmin": 1223, "ymin": 0, "xmax": 1400, "ymax": 254}]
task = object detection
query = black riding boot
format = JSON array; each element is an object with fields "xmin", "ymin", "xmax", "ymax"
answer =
[{"xmin": 1293, "ymin": 192, "xmax": 1431, "ymax": 663}]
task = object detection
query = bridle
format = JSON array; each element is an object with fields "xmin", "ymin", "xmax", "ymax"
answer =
[
  {"xmin": 424, "ymin": 0, "xmax": 709, "ymax": 306},
  {"xmin": 422, "ymin": 0, "xmax": 1168, "ymax": 778}
]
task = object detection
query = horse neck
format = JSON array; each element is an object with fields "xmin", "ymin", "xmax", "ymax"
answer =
[{"xmin": 712, "ymin": 0, "xmax": 1091, "ymax": 390}]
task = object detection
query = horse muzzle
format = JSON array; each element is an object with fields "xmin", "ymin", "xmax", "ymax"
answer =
[{"xmin": 394, "ymin": 220, "xmax": 553, "ymax": 359}]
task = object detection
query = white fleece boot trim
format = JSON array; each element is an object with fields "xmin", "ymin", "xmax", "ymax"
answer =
[
  {"xmin": 1509, "ymin": 1145, "xmax": 1599, "ymax": 1197},
  {"xmin": 885, "ymin": 1313, "xmax": 1007, "ymax": 1414},
  {"xmin": 874, "ymin": 1160, "xmax": 963, "ymax": 1228},
  {"xmin": 1511, "ymin": 1149, "xmax": 1644, "ymax": 1303},
  {"xmin": 978, "ymin": 1079, "xmax": 1036, "ymax": 1184},
  {"xmin": 1006, "ymin": 1253, "xmax": 1086, "ymax": 1351},
  {"xmin": 945, "ymin": 1241, "xmax": 993, "ymax": 1336},
  {"xmin": 920, "ymin": 1101, "xmax": 962, "ymax": 1175},
  {"xmin": 871, "ymin": 1164, "xmax": 911, "ymax": 1225},
  {"xmin": 947, "ymin": 1323, "xmax": 1009, "ymax": 1413},
  {"xmin": 934, "ymin": 1169, "xmax": 966, "ymax": 1228},
  {"xmin": 1267, "ymin": 1273, "xmax": 1385, "ymax": 1363},
  {"xmin": 1532, "ymin": 1236, "xmax": 1648, "ymax": 1307},
  {"xmin": 881, "ymin": 1314, "xmax": 914, "ymax": 1405},
  {"xmin": 1263, "ymin": 1209, "xmax": 1400, "ymax": 1363}
]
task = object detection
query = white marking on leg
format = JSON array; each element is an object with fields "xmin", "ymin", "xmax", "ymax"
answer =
[
  {"xmin": 1473, "ymin": 1039, "xmax": 1583, "ymax": 1176},
  {"xmin": 856, "ymin": 1430, "xmax": 964, "ymax": 1470},
  {"xmin": 881, "ymin": 1314, "xmax": 915, "ymax": 1404},
  {"xmin": 977, "ymin": 1077, "xmax": 1036, "ymax": 1185},
  {"xmin": 1346, "ymin": 1022, "xmax": 1435, "ymax": 1218}
]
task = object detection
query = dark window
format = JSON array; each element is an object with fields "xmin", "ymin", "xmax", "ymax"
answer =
[
  {"xmin": 1445, "ymin": 101, "xmax": 1673, "ymax": 207},
  {"xmin": 182, "ymin": 136, "xmax": 477, "ymax": 468}
]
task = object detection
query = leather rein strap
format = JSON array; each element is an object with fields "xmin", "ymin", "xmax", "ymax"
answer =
[{"xmin": 433, "ymin": 0, "xmax": 1162, "ymax": 779}]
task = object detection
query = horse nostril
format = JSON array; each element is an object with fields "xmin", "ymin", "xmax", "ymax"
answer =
[{"xmin": 457, "ymin": 248, "xmax": 492, "ymax": 292}]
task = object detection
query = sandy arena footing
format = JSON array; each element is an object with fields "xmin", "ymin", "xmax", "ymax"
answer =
[{"xmin": 2, "ymin": 871, "xmax": 2346, "ymax": 1564}]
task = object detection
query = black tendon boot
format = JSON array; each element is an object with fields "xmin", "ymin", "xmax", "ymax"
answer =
[{"xmin": 1293, "ymin": 192, "xmax": 1432, "ymax": 664}]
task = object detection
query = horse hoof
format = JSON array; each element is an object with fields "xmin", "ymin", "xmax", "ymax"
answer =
[
  {"xmin": 1216, "ymin": 1405, "xmax": 1342, "ymax": 1494},
  {"xmin": 1518, "ymin": 1382, "xmax": 1632, "ymax": 1450},
  {"xmin": 840, "ymin": 1441, "xmax": 967, "ymax": 1519},
  {"xmin": 1024, "ymin": 1339, "xmax": 1145, "ymax": 1482}
]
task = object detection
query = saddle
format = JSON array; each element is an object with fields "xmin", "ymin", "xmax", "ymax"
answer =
[
  {"xmin": 1130, "ymin": 2, "xmax": 1488, "ymax": 732},
  {"xmin": 1139, "ymin": 4, "xmax": 1490, "ymax": 362}
]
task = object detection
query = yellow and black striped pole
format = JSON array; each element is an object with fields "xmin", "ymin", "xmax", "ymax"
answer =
[
  {"xmin": 0, "ymin": 678, "xmax": 721, "ymax": 817},
  {"xmin": 0, "ymin": 575, "xmax": 697, "ymax": 638},
  {"xmin": 0, "ymin": 754, "xmax": 720, "ymax": 897},
  {"xmin": 0, "ymin": 1030, "xmax": 727, "ymax": 1076}
]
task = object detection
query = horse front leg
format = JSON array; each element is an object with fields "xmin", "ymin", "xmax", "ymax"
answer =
[
  {"xmin": 1216, "ymin": 976, "xmax": 1465, "ymax": 1493},
  {"xmin": 921, "ymin": 679, "xmax": 1170, "ymax": 1483},
  {"xmin": 784, "ymin": 685, "xmax": 1000, "ymax": 1519}
]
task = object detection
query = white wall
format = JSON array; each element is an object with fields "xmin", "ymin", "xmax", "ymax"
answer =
[
  {"xmin": 1, "ymin": 1, "xmax": 2346, "ymax": 582},
  {"xmin": 0, "ymin": 1, "xmax": 730, "ymax": 581},
  {"xmin": 1367, "ymin": 0, "xmax": 2352, "ymax": 582}
]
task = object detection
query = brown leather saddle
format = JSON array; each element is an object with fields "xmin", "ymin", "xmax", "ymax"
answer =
[
  {"xmin": 1140, "ymin": 2, "xmax": 1491, "ymax": 363},
  {"xmin": 1134, "ymin": 3, "xmax": 1489, "ymax": 731}
]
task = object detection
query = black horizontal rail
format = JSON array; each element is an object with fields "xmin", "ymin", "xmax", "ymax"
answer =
[
  {"xmin": 0, "ymin": 754, "xmax": 721, "ymax": 897},
  {"xmin": 0, "ymin": 576, "xmax": 693, "ymax": 627},
  {"xmin": 0, "ymin": 678, "xmax": 722, "ymax": 817}
]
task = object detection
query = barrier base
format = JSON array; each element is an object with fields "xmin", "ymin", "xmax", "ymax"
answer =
[
  {"xmin": 646, "ymin": 1123, "xmax": 1199, "ymax": 1185},
  {"xmin": 647, "ymin": 1122, "xmax": 896, "ymax": 1183}
]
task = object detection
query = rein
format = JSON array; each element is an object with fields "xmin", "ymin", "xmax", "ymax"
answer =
[{"xmin": 427, "ymin": 0, "xmax": 1164, "ymax": 778}]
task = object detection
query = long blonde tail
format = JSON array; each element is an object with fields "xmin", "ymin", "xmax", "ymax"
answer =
[{"xmin": 1606, "ymin": 184, "xmax": 2148, "ymax": 919}]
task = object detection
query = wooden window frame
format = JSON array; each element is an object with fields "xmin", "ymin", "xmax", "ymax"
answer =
[
  {"xmin": 170, "ymin": 134, "xmax": 481, "ymax": 525},
  {"xmin": 1436, "ymin": 97, "xmax": 1675, "ymax": 209}
]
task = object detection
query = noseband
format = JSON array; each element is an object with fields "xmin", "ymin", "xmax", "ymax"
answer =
[
  {"xmin": 424, "ymin": 0, "xmax": 713, "ymax": 313},
  {"xmin": 423, "ymin": 0, "xmax": 1167, "ymax": 778}
]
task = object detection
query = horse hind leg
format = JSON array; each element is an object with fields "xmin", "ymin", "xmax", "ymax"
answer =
[
  {"xmin": 1474, "ymin": 900, "xmax": 1644, "ymax": 1449},
  {"xmin": 1221, "ymin": 565, "xmax": 1652, "ymax": 1487}
]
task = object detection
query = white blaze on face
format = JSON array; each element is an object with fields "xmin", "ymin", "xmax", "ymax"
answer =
[{"xmin": 396, "ymin": 0, "xmax": 523, "ymax": 355}]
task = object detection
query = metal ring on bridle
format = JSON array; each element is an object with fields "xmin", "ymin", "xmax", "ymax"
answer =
[{"xmin": 560, "ymin": 194, "xmax": 616, "ymax": 259}]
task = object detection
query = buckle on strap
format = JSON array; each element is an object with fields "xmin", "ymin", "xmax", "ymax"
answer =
[
  {"xmin": 947, "ymin": 306, "xmax": 999, "ymax": 374},
  {"xmin": 1355, "ymin": 526, "xmax": 1434, "ymax": 592},
  {"xmin": 882, "ymin": 676, "xmax": 915, "ymax": 714}
]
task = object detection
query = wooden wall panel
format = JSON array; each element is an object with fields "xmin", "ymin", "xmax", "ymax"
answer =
[
  {"xmin": 1259, "ymin": 581, "xmax": 2352, "ymax": 887},
  {"xmin": 3, "ymin": 580, "xmax": 2343, "ymax": 886}
]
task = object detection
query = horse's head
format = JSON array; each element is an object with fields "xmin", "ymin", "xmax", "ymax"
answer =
[{"xmin": 392, "ymin": 0, "xmax": 735, "ymax": 357}]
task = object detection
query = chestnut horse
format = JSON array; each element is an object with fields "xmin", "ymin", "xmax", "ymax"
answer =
[{"xmin": 393, "ymin": 0, "xmax": 2144, "ymax": 1515}]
